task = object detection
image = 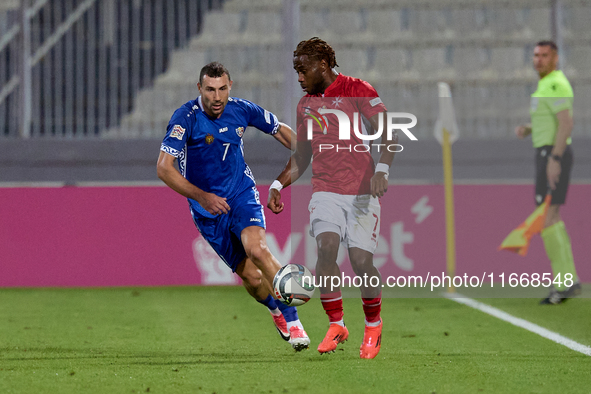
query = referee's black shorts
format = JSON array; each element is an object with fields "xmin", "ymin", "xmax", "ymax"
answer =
[{"xmin": 535, "ymin": 145, "xmax": 573, "ymax": 206}]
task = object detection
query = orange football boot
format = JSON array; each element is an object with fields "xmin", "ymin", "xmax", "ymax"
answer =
[
  {"xmin": 359, "ymin": 321, "xmax": 382, "ymax": 359},
  {"xmin": 317, "ymin": 323, "xmax": 349, "ymax": 354}
]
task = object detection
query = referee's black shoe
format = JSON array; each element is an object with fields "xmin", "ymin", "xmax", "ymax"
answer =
[{"xmin": 540, "ymin": 282, "xmax": 582, "ymax": 305}]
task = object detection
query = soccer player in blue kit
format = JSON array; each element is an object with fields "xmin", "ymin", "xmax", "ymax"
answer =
[{"xmin": 157, "ymin": 62, "xmax": 310, "ymax": 350}]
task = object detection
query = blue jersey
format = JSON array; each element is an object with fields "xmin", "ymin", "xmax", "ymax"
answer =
[{"xmin": 161, "ymin": 96, "xmax": 279, "ymax": 218}]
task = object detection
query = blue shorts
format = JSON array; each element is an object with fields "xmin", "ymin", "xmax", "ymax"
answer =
[{"xmin": 191, "ymin": 185, "xmax": 266, "ymax": 272}]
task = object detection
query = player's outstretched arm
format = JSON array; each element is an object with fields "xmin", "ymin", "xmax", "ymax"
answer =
[
  {"xmin": 370, "ymin": 111, "xmax": 396, "ymax": 198},
  {"xmin": 267, "ymin": 140, "xmax": 313, "ymax": 214},
  {"xmin": 157, "ymin": 151, "xmax": 230, "ymax": 215},
  {"xmin": 273, "ymin": 122, "xmax": 297, "ymax": 151}
]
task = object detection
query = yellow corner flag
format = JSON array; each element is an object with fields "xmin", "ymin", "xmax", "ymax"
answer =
[
  {"xmin": 435, "ymin": 82, "xmax": 459, "ymax": 292},
  {"xmin": 499, "ymin": 195, "xmax": 551, "ymax": 256}
]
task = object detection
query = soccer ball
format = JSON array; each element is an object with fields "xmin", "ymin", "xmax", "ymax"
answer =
[{"xmin": 273, "ymin": 264, "xmax": 315, "ymax": 306}]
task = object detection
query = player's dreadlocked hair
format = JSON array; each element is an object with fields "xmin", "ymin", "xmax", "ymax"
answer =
[
  {"xmin": 199, "ymin": 62, "xmax": 232, "ymax": 84},
  {"xmin": 536, "ymin": 40, "xmax": 558, "ymax": 52},
  {"xmin": 293, "ymin": 37, "xmax": 339, "ymax": 68}
]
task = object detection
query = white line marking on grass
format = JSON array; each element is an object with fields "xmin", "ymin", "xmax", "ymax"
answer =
[{"xmin": 446, "ymin": 294, "xmax": 591, "ymax": 356}]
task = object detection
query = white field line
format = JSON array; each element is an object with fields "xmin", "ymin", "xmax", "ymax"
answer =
[{"xmin": 446, "ymin": 294, "xmax": 591, "ymax": 356}]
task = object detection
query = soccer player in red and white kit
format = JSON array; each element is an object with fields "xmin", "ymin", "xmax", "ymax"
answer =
[{"xmin": 267, "ymin": 37, "xmax": 397, "ymax": 359}]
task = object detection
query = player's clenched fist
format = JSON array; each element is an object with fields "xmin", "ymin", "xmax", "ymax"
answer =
[
  {"xmin": 198, "ymin": 192, "xmax": 230, "ymax": 215},
  {"xmin": 514, "ymin": 124, "xmax": 532, "ymax": 139},
  {"xmin": 267, "ymin": 188, "xmax": 284, "ymax": 214},
  {"xmin": 370, "ymin": 172, "xmax": 388, "ymax": 198}
]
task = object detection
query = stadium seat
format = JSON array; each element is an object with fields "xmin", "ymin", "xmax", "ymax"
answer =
[
  {"xmin": 523, "ymin": 7, "xmax": 551, "ymax": 39},
  {"xmin": 491, "ymin": 8, "xmax": 526, "ymax": 38},
  {"xmin": 566, "ymin": 46, "xmax": 591, "ymax": 78},
  {"xmin": 115, "ymin": 85, "xmax": 181, "ymax": 138},
  {"xmin": 490, "ymin": 47, "xmax": 528, "ymax": 79},
  {"xmin": 451, "ymin": 46, "xmax": 490, "ymax": 79},
  {"xmin": 203, "ymin": 46, "xmax": 246, "ymax": 77},
  {"xmin": 363, "ymin": 9, "xmax": 405, "ymax": 44},
  {"xmin": 449, "ymin": 8, "xmax": 491, "ymax": 38},
  {"xmin": 416, "ymin": 8, "xmax": 453, "ymax": 39},
  {"xmin": 112, "ymin": 0, "xmax": 591, "ymax": 139},
  {"xmin": 412, "ymin": 48, "xmax": 452, "ymax": 80},
  {"xmin": 562, "ymin": 3, "xmax": 591, "ymax": 39},
  {"xmin": 336, "ymin": 49, "xmax": 369, "ymax": 78},
  {"xmin": 572, "ymin": 84, "xmax": 591, "ymax": 137},
  {"xmin": 0, "ymin": 0, "xmax": 18, "ymax": 11},
  {"xmin": 371, "ymin": 48, "xmax": 410, "ymax": 81},
  {"xmin": 159, "ymin": 50, "xmax": 207, "ymax": 84},
  {"xmin": 326, "ymin": 10, "xmax": 364, "ymax": 42},
  {"xmin": 249, "ymin": 45, "xmax": 284, "ymax": 77},
  {"xmin": 300, "ymin": 9, "xmax": 330, "ymax": 39},
  {"xmin": 224, "ymin": 0, "xmax": 281, "ymax": 12},
  {"xmin": 192, "ymin": 11, "xmax": 243, "ymax": 46},
  {"xmin": 0, "ymin": 12, "xmax": 6, "ymax": 36},
  {"xmin": 242, "ymin": 11, "xmax": 282, "ymax": 44}
]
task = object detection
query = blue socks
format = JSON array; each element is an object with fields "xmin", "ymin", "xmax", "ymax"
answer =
[
  {"xmin": 257, "ymin": 295, "xmax": 278, "ymax": 311},
  {"xmin": 257, "ymin": 294, "xmax": 300, "ymax": 328},
  {"xmin": 275, "ymin": 299, "xmax": 299, "ymax": 323}
]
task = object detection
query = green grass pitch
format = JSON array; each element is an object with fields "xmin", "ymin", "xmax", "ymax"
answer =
[{"xmin": 1, "ymin": 286, "xmax": 590, "ymax": 393}]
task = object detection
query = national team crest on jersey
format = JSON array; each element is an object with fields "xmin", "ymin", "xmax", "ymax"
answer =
[
  {"xmin": 205, "ymin": 134, "xmax": 214, "ymax": 144},
  {"xmin": 171, "ymin": 125, "xmax": 185, "ymax": 140},
  {"xmin": 236, "ymin": 127, "xmax": 244, "ymax": 138},
  {"xmin": 302, "ymin": 106, "xmax": 329, "ymax": 135}
]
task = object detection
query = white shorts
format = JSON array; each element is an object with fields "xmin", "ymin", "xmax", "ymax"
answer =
[{"xmin": 308, "ymin": 192, "xmax": 381, "ymax": 253}]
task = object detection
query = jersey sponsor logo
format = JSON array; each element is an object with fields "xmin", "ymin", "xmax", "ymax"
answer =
[
  {"xmin": 250, "ymin": 218, "xmax": 261, "ymax": 222},
  {"xmin": 264, "ymin": 110, "xmax": 271, "ymax": 124},
  {"xmin": 170, "ymin": 124, "xmax": 186, "ymax": 140},
  {"xmin": 236, "ymin": 126, "xmax": 244, "ymax": 138},
  {"xmin": 369, "ymin": 97, "xmax": 383, "ymax": 107},
  {"xmin": 205, "ymin": 134, "xmax": 214, "ymax": 144},
  {"xmin": 219, "ymin": 127, "xmax": 228, "ymax": 133}
]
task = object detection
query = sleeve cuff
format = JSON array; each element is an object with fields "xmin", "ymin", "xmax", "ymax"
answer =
[{"xmin": 160, "ymin": 144, "xmax": 181, "ymax": 158}]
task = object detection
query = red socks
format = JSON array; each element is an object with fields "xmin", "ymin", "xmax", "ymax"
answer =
[
  {"xmin": 362, "ymin": 295, "xmax": 382, "ymax": 325},
  {"xmin": 320, "ymin": 291, "xmax": 344, "ymax": 323},
  {"xmin": 322, "ymin": 291, "xmax": 382, "ymax": 325}
]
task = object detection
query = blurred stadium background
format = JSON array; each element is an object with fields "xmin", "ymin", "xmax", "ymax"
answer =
[
  {"xmin": 1, "ymin": 0, "xmax": 590, "ymax": 183},
  {"xmin": 2, "ymin": 3, "xmax": 591, "ymax": 392}
]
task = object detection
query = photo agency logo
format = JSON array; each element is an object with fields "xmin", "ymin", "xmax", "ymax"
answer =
[{"xmin": 301, "ymin": 100, "xmax": 417, "ymax": 153}]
